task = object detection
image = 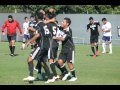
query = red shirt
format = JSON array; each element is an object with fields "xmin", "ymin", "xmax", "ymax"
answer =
[{"xmin": 2, "ymin": 20, "xmax": 22, "ymax": 35}]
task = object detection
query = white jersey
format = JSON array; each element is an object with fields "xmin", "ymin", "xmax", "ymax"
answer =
[
  {"xmin": 56, "ymin": 25, "xmax": 64, "ymax": 44},
  {"xmin": 102, "ymin": 22, "xmax": 112, "ymax": 36},
  {"xmin": 23, "ymin": 21, "xmax": 29, "ymax": 35}
]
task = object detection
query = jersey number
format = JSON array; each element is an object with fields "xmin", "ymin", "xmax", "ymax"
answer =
[
  {"xmin": 52, "ymin": 26, "xmax": 57, "ymax": 35},
  {"xmin": 44, "ymin": 25, "xmax": 50, "ymax": 35}
]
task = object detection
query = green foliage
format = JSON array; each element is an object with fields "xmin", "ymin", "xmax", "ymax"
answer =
[{"xmin": 0, "ymin": 5, "xmax": 120, "ymax": 14}]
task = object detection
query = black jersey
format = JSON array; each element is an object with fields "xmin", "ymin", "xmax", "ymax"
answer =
[
  {"xmin": 37, "ymin": 22, "xmax": 50, "ymax": 49},
  {"xmin": 29, "ymin": 20, "xmax": 36, "ymax": 34},
  {"xmin": 47, "ymin": 22, "xmax": 58, "ymax": 48},
  {"xmin": 61, "ymin": 27, "xmax": 75, "ymax": 50},
  {"xmin": 87, "ymin": 21, "xmax": 100, "ymax": 36}
]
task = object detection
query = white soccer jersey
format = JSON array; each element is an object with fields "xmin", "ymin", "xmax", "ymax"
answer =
[
  {"xmin": 23, "ymin": 22, "xmax": 29, "ymax": 35},
  {"xmin": 102, "ymin": 22, "xmax": 112, "ymax": 36},
  {"xmin": 56, "ymin": 25, "xmax": 64, "ymax": 44}
]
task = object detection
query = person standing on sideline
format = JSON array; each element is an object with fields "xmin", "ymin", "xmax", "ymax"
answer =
[
  {"xmin": 1, "ymin": 15, "xmax": 23, "ymax": 56},
  {"xmin": 21, "ymin": 17, "xmax": 29, "ymax": 50},
  {"xmin": 101, "ymin": 18, "xmax": 112, "ymax": 54},
  {"xmin": 87, "ymin": 17, "xmax": 100, "ymax": 58}
]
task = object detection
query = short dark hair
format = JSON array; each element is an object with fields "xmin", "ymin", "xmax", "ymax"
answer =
[
  {"xmin": 35, "ymin": 11, "xmax": 44, "ymax": 20},
  {"xmin": 8, "ymin": 15, "xmax": 13, "ymax": 19},
  {"xmin": 89, "ymin": 17, "xmax": 93, "ymax": 20},
  {"xmin": 30, "ymin": 15, "xmax": 34, "ymax": 18},
  {"xmin": 102, "ymin": 18, "xmax": 107, "ymax": 21},
  {"xmin": 46, "ymin": 12, "xmax": 56, "ymax": 19},
  {"xmin": 24, "ymin": 17, "xmax": 28, "ymax": 20},
  {"xmin": 64, "ymin": 17, "xmax": 71, "ymax": 26}
]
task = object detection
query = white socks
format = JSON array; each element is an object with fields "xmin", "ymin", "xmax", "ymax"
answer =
[
  {"xmin": 102, "ymin": 43, "xmax": 106, "ymax": 52},
  {"xmin": 22, "ymin": 43, "xmax": 25, "ymax": 49},
  {"xmin": 109, "ymin": 43, "xmax": 112, "ymax": 53},
  {"xmin": 102, "ymin": 43, "xmax": 112, "ymax": 54}
]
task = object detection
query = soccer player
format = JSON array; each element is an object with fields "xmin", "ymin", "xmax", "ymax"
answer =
[
  {"xmin": 21, "ymin": 17, "xmax": 29, "ymax": 50},
  {"xmin": 45, "ymin": 12, "xmax": 59, "ymax": 83},
  {"xmin": 53, "ymin": 17, "xmax": 77, "ymax": 81},
  {"xmin": 23, "ymin": 12, "xmax": 51, "ymax": 82},
  {"xmin": 87, "ymin": 17, "xmax": 100, "ymax": 58},
  {"xmin": 101, "ymin": 18, "xmax": 112, "ymax": 54},
  {"xmin": 28, "ymin": 15, "xmax": 36, "ymax": 49},
  {"xmin": 1, "ymin": 15, "xmax": 23, "ymax": 56}
]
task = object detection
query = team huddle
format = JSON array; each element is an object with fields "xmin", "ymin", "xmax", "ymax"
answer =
[
  {"xmin": 21, "ymin": 8, "xmax": 77, "ymax": 83},
  {"xmin": 1, "ymin": 8, "xmax": 113, "ymax": 84}
]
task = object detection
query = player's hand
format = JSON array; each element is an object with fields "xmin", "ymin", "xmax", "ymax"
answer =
[
  {"xmin": 87, "ymin": 29, "xmax": 90, "ymax": 32},
  {"xmin": 20, "ymin": 33, "xmax": 23, "ymax": 37},
  {"xmin": 102, "ymin": 29, "xmax": 106, "ymax": 32},
  {"xmin": 53, "ymin": 36, "xmax": 56, "ymax": 39},
  {"xmin": 43, "ymin": 20, "xmax": 48, "ymax": 24},
  {"xmin": 2, "ymin": 32, "xmax": 5, "ymax": 35}
]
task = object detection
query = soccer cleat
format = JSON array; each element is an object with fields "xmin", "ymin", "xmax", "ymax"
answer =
[
  {"xmin": 23, "ymin": 76, "xmax": 35, "ymax": 81},
  {"xmin": 62, "ymin": 72, "xmax": 71, "ymax": 81},
  {"xmin": 102, "ymin": 51, "xmax": 106, "ymax": 54},
  {"xmin": 34, "ymin": 67, "xmax": 38, "ymax": 72},
  {"xmin": 68, "ymin": 77, "xmax": 77, "ymax": 82},
  {"xmin": 53, "ymin": 75, "xmax": 60, "ymax": 80},
  {"xmin": 45, "ymin": 78, "xmax": 55, "ymax": 83},
  {"xmin": 93, "ymin": 55, "xmax": 96, "ymax": 58},
  {"xmin": 10, "ymin": 54, "xmax": 14, "ymax": 56},
  {"xmin": 109, "ymin": 52, "xmax": 112, "ymax": 54}
]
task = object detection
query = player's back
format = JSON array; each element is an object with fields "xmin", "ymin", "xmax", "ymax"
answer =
[
  {"xmin": 37, "ymin": 22, "xmax": 50, "ymax": 50},
  {"xmin": 47, "ymin": 22, "xmax": 58, "ymax": 48}
]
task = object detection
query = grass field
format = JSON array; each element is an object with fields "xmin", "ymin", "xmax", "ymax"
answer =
[{"xmin": 0, "ymin": 42, "xmax": 120, "ymax": 85}]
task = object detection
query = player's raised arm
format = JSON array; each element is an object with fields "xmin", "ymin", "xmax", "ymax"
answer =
[
  {"xmin": 44, "ymin": 18, "xmax": 56, "ymax": 24},
  {"xmin": 53, "ymin": 36, "xmax": 64, "ymax": 41}
]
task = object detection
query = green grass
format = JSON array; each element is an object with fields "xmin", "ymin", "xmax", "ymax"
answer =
[{"xmin": 0, "ymin": 42, "xmax": 120, "ymax": 85}]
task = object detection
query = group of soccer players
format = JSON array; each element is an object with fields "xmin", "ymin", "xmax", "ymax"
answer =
[
  {"xmin": 1, "ymin": 7, "xmax": 113, "ymax": 84},
  {"xmin": 87, "ymin": 17, "xmax": 112, "ymax": 58},
  {"xmin": 21, "ymin": 8, "xmax": 77, "ymax": 83}
]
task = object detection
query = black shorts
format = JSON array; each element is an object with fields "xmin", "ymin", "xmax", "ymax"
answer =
[
  {"xmin": 30, "ymin": 46, "xmax": 41, "ymax": 60},
  {"xmin": 7, "ymin": 33, "xmax": 16, "ymax": 42},
  {"xmin": 58, "ymin": 48, "xmax": 75, "ymax": 64},
  {"xmin": 30, "ymin": 47, "xmax": 48, "ymax": 62},
  {"xmin": 90, "ymin": 35, "xmax": 99, "ymax": 43},
  {"xmin": 48, "ymin": 46, "xmax": 58, "ymax": 60},
  {"xmin": 36, "ymin": 48, "xmax": 48, "ymax": 61}
]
